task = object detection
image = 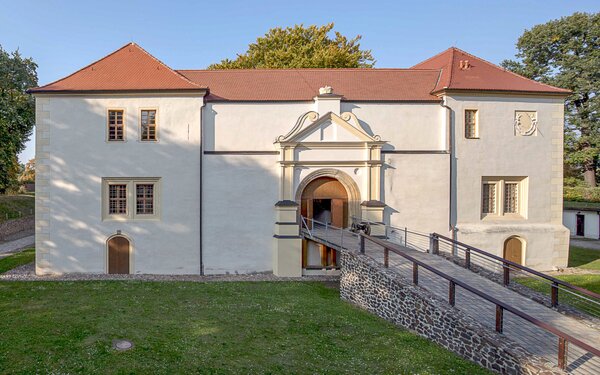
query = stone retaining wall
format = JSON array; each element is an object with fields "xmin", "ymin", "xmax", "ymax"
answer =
[
  {"xmin": 0, "ymin": 216, "xmax": 35, "ymax": 241},
  {"xmin": 340, "ymin": 250, "xmax": 563, "ymax": 375}
]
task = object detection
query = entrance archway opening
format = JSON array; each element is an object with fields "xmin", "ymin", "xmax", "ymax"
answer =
[
  {"xmin": 503, "ymin": 236, "xmax": 524, "ymax": 266},
  {"xmin": 107, "ymin": 235, "xmax": 130, "ymax": 274},
  {"xmin": 299, "ymin": 177, "xmax": 348, "ymax": 273}
]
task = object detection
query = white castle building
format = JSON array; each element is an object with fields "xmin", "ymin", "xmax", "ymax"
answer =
[{"xmin": 29, "ymin": 43, "xmax": 571, "ymax": 276}]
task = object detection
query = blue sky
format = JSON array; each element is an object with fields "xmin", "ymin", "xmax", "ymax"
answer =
[{"xmin": 1, "ymin": 0, "xmax": 597, "ymax": 162}]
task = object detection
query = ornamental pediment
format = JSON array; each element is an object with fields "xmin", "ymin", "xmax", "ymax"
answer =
[{"xmin": 275, "ymin": 111, "xmax": 382, "ymax": 144}]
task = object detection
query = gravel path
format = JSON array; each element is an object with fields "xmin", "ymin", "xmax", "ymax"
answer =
[
  {"xmin": 0, "ymin": 262, "xmax": 340, "ymax": 283},
  {"xmin": 0, "ymin": 235, "xmax": 35, "ymax": 259}
]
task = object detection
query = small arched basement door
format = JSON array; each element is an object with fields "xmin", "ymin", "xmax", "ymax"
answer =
[
  {"xmin": 300, "ymin": 177, "xmax": 348, "ymax": 228},
  {"xmin": 107, "ymin": 236, "xmax": 130, "ymax": 274},
  {"xmin": 503, "ymin": 237, "xmax": 524, "ymax": 265}
]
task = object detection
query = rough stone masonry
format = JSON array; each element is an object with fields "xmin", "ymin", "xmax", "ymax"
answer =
[{"xmin": 339, "ymin": 250, "xmax": 564, "ymax": 375}]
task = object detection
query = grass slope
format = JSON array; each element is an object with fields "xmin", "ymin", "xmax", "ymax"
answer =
[
  {"xmin": 0, "ymin": 248, "xmax": 35, "ymax": 273},
  {"xmin": 0, "ymin": 281, "xmax": 489, "ymax": 374},
  {"xmin": 568, "ymin": 246, "xmax": 600, "ymax": 270},
  {"xmin": 0, "ymin": 195, "xmax": 35, "ymax": 222}
]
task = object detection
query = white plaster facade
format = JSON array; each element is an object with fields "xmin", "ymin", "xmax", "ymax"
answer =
[
  {"xmin": 564, "ymin": 209, "xmax": 600, "ymax": 240},
  {"xmin": 31, "ymin": 44, "xmax": 571, "ymax": 275}
]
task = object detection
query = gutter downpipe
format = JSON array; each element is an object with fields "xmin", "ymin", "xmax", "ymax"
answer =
[
  {"xmin": 440, "ymin": 95, "xmax": 458, "ymax": 253},
  {"xmin": 199, "ymin": 98, "xmax": 205, "ymax": 275}
]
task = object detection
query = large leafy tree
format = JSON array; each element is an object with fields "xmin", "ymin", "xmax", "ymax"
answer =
[
  {"xmin": 0, "ymin": 45, "xmax": 37, "ymax": 193},
  {"xmin": 501, "ymin": 12, "xmax": 600, "ymax": 187},
  {"xmin": 209, "ymin": 23, "xmax": 375, "ymax": 69}
]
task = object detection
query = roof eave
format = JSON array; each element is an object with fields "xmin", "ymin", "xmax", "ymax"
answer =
[
  {"xmin": 432, "ymin": 88, "xmax": 572, "ymax": 97},
  {"xmin": 27, "ymin": 88, "xmax": 209, "ymax": 95}
]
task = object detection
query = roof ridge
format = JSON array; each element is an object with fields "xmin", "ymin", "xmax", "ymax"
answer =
[
  {"xmin": 446, "ymin": 48, "xmax": 457, "ymax": 88},
  {"xmin": 176, "ymin": 68, "xmax": 441, "ymax": 72},
  {"xmin": 410, "ymin": 47, "xmax": 455, "ymax": 69},
  {"xmin": 451, "ymin": 47, "xmax": 570, "ymax": 92},
  {"xmin": 132, "ymin": 43, "xmax": 203, "ymax": 88}
]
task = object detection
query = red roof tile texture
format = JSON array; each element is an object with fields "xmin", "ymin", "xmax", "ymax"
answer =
[
  {"xmin": 29, "ymin": 43, "xmax": 205, "ymax": 93},
  {"xmin": 178, "ymin": 69, "xmax": 441, "ymax": 101},
  {"xmin": 29, "ymin": 43, "xmax": 570, "ymax": 99},
  {"xmin": 412, "ymin": 47, "xmax": 570, "ymax": 94}
]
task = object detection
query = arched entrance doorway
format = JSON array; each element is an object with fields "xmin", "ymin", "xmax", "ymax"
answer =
[
  {"xmin": 503, "ymin": 236, "xmax": 524, "ymax": 265},
  {"xmin": 107, "ymin": 235, "xmax": 130, "ymax": 274},
  {"xmin": 300, "ymin": 177, "xmax": 348, "ymax": 228},
  {"xmin": 299, "ymin": 176, "xmax": 349, "ymax": 273}
]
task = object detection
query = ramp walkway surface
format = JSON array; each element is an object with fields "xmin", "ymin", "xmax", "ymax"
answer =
[{"xmin": 303, "ymin": 224, "xmax": 600, "ymax": 375}]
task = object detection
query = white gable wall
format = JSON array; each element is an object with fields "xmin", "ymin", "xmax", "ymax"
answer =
[{"xmin": 35, "ymin": 95, "xmax": 203, "ymax": 274}]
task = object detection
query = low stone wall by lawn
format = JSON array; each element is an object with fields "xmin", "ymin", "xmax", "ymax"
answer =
[
  {"xmin": 340, "ymin": 250, "xmax": 563, "ymax": 375},
  {"xmin": 0, "ymin": 216, "xmax": 35, "ymax": 241}
]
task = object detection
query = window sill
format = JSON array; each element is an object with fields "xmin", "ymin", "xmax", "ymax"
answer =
[{"xmin": 481, "ymin": 214, "xmax": 526, "ymax": 221}]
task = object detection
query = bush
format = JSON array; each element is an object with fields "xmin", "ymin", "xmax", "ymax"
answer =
[{"xmin": 564, "ymin": 186, "xmax": 600, "ymax": 202}]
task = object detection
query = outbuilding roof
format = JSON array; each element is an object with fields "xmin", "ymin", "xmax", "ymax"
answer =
[{"xmin": 29, "ymin": 43, "xmax": 571, "ymax": 99}]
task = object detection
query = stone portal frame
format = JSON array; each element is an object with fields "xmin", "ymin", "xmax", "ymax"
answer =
[{"xmin": 294, "ymin": 168, "xmax": 361, "ymax": 227}]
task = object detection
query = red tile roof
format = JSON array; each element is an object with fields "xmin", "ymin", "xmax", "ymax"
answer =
[
  {"xmin": 29, "ymin": 43, "xmax": 570, "ymax": 99},
  {"xmin": 412, "ymin": 47, "xmax": 570, "ymax": 95},
  {"xmin": 177, "ymin": 69, "xmax": 441, "ymax": 102},
  {"xmin": 28, "ymin": 43, "xmax": 205, "ymax": 93}
]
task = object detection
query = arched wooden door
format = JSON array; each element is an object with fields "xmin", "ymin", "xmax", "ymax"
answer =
[
  {"xmin": 108, "ymin": 236, "xmax": 130, "ymax": 274},
  {"xmin": 503, "ymin": 237, "xmax": 523, "ymax": 265},
  {"xmin": 300, "ymin": 177, "xmax": 348, "ymax": 228}
]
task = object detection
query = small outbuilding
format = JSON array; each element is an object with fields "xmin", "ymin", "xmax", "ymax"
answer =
[{"xmin": 563, "ymin": 201, "xmax": 600, "ymax": 239}]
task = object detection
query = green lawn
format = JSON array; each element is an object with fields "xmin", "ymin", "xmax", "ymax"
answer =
[
  {"xmin": 0, "ymin": 194, "xmax": 35, "ymax": 222},
  {"xmin": 568, "ymin": 246, "xmax": 600, "ymax": 270},
  {"xmin": 515, "ymin": 245, "xmax": 600, "ymax": 314},
  {"xmin": 0, "ymin": 281, "xmax": 488, "ymax": 374},
  {"xmin": 0, "ymin": 248, "xmax": 35, "ymax": 273}
]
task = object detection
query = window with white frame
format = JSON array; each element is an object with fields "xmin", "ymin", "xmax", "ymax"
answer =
[
  {"xmin": 465, "ymin": 109, "xmax": 479, "ymax": 139},
  {"xmin": 103, "ymin": 178, "xmax": 160, "ymax": 220},
  {"xmin": 481, "ymin": 177, "xmax": 526, "ymax": 218}
]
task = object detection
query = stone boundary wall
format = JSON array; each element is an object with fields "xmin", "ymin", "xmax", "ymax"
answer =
[
  {"xmin": 340, "ymin": 250, "xmax": 563, "ymax": 375},
  {"xmin": 0, "ymin": 216, "xmax": 35, "ymax": 241}
]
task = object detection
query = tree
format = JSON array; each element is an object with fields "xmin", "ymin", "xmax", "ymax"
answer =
[
  {"xmin": 0, "ymin": 45, "xmax": 37, "ymax": 193},
  {"xmin": 501, "ymin": 12, "xmax": 600, "ymax": 187},
  {"xmin": 209, "ymin": 23, "xmax": 375, "ymax": 69},
  {"xmin": 18, "ymin": 158, "xmax": 35, "ymax": 184}
]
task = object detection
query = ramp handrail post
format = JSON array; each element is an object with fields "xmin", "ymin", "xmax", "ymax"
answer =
[
  {"xmin": 449, "ymin": 280, "xmax": 456, "ymax": 306},
  {"xmin": 465, "ymin": 247, "xmax": 471, "ymax": 269},
  {"xmin": 429, "ymin": 233, "xmax": 439, "ymax": 255},
  {"xmin": 412, "ymin": 262, "xmax": 418, "ymax": 285},
  {"xmin": 551, "ymin": 282, "xmax": 559, "ymax": 308},
  {"xmin": 404, "ymin": 227, "xmax": 408, "ymax": 247},
  {"xmin": 360, "ymin": 235, "xmax": 365, "ymax": 254},
  {"xmin": 503, "ymin": 262, "xmax": 510, "ymax": 286},
  {"xmin": 495, "ymin": 305, "xmax": 504, "ymax": 333},
  {"xmin": 384, "ymin": 248, "xmax": 389, "ymax": 268},
  {"xmin": 558, "ymin": 337, "xmax": 568, "ymax": 370}
]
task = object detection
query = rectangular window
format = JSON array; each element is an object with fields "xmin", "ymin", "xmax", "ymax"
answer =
[
  {"xmin": 108, "ymin": 110, "xmax": 124, "ymax": 141},
  {"xmin": 465, "ymin": 109, "xmax": 478, "ymax": 139},
  {"xmin": 108, "ymin": 184, "xmax": 127, "ymax": 214},
  {"xmin": 136, "ymin": 184, "xmax": 154, "ymax": 214},
  {"xmin": 141, "ymin": 110, "xmax": 157, "ymax": 141},
  {"xmin": 504, "ymin": 182, "xmax": 519, "ymax": 214},
  {"xmin": 103, "ymin": 178, "xmax": 160, "ymax": 220},
  {"xmin": 482, "ymin": 183, "xmax": 496, "ymax": 214},
  {"xmin": 481, "ymin": 178, "xmax": 527, "ymax": 218}
]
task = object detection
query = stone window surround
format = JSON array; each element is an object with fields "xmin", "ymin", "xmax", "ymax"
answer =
[
  {"xmin": 481, "ymin": 177, "xmax": 528, "ymax": 220},
  {"xmin": 464, "ymin": 109, "xmax": 479, "ymax": 139},
  {"xmin": 102, "ymin": 177, "xmax": 161, "ymax": 221}
]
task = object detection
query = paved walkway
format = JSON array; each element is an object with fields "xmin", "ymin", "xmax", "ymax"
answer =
[
  {"xmin": 0, "ymin": 235, "xmax": 35, "ymax": 259},
  {"xmin": 305, "ymin": 226, "xmax": 600, "ymax": 375},
  {"xmin": 571, "ymin": 238, "xmax": 600, "ymax": 251}
]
